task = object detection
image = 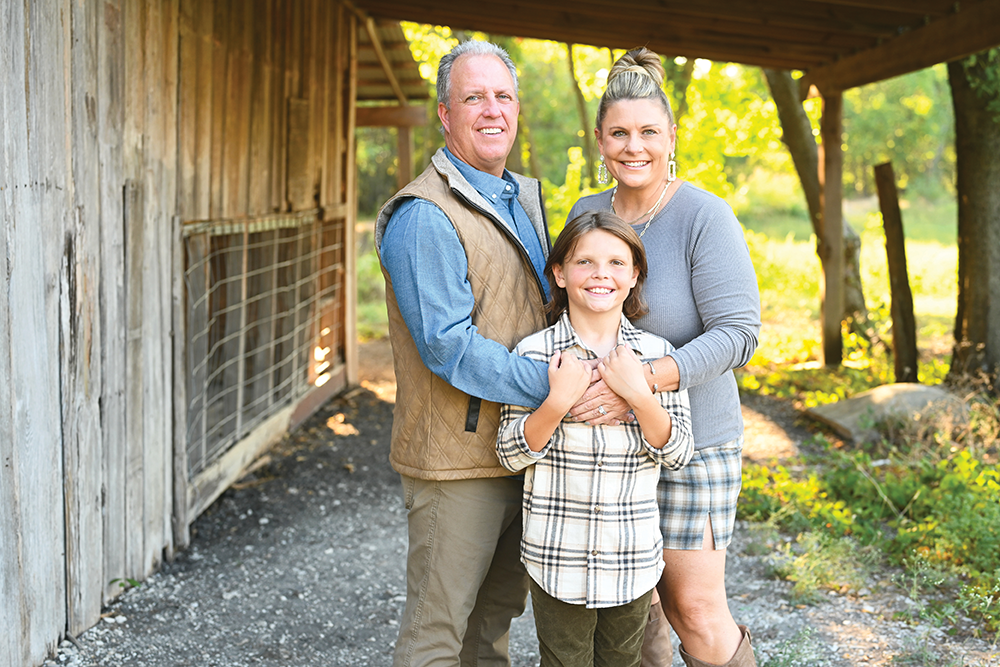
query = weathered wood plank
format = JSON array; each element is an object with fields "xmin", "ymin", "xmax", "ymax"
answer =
[
  {"xmin": 98, "ymin": 0, "xmax": 128, "ymax": 606},
  {"xmin": 142, "ymin": 0, "xmax": 179, "ymax": 565},
  {"xmin": 178, "ymin": 0, "xmax": 199, "ymax": 221},
  {"xmin": 248, "ymin": 0, "xmax": 274, "ymax": 216},
  {"xmin": 7, "ymin": 2, "xmax": 72, "ymax": 662},
  {"xmin": 343, "ymin": 12, "xmax": 360, "ymax": 387},
  {"xmin": 222, "ymin": 6, "xmax": 252, "ymax": 218},
  {"xmin": 172, "ymin": 215, "xmax": 191, "ymax": 551},
  {"xmin": 287, "ymin": 98, "xmax": 313, "ymax": 210},
  {"xmin": 193, "ymin": 0, "xmax": 214, "ymax": 220},
  {"xmin": 209, "ymin": 0, "xmax": 229, "ymax": 218},
  {"xmin": 64, "ymin": 0, "xmax": 107, "ymax": 635},
  {"xmin": 0, "ymin": 11, "xmax": 29, "ymax": 666},
  {"xmin": 271, "ymin": 0, "xmax": 290, "ymax": 212},
  {"xmin": 355, "ymin": 104, "xmax": 427, "ymax": 128},
  {"xmin": 122, "ymin": 176, "xmax": 146, "ymax": 580}
]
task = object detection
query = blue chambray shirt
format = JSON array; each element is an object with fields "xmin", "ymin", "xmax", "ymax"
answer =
[{"xmin": 380, "ymin": 148, "xmax": 550, "ymax": 409}]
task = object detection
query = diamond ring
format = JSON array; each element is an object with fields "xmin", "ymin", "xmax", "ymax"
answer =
[{"xmin": 597, "ymin": 405, "xmax": 607, "ymax": 416}]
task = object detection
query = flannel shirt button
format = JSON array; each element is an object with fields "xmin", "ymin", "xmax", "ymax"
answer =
[
  {"xmin": 597, "ymin": 460, "xmax": 603, "ymax": 467},
  {"xmin": 591, "ymin": 550, "xmax": 598, "ymax": 556},
  {"xmin": 594, "ymin": 506, "xmax": 601, "ymax": 513}
]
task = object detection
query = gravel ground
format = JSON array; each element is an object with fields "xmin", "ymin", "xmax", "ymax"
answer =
[{"xmin": 44, "ymin": 341, "xmax": 1000, "ymax": 667}]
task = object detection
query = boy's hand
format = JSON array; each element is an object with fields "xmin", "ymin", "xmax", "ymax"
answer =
[
  {"xmin": 547, "ymin": 350, "xmax": 592, "ymax": 413},
  {"xmin": 598, "ymin": 345, "xmax": 647, "ymax": 407}
]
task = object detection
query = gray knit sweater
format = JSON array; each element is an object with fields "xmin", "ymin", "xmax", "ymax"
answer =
[{"xmin": 568, "ymin": 183, "xmax": 761, "ymax": 449}]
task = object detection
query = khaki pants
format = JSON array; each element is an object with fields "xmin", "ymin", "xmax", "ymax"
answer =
[
  {"xmin": 530, "ymin": 580, "xmax": 652, "ymax": 667},
  {"xmin": 393, "ymin": 475, "xmax": 529, "ymax": 667}
]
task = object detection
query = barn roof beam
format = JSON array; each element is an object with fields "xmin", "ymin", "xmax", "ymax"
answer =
[{"xmin": 804, "ymin": 1, "xmax": 1000, "ymax": 93}]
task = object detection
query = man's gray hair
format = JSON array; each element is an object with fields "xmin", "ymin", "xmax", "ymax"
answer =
[{"xmin": 437, "ymin": 40, "xmax": 519, "ymax": 109}]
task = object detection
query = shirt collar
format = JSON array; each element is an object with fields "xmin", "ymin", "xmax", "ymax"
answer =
[
  {"xmin": 444, "ymin": 147, "xmax": 520, "ymax": 203},
  {"xmin": 554, "ymin": 312, "xmax": 646, "ymax": 358}
]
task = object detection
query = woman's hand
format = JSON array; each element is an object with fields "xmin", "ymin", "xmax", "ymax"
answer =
[{"xmin": 598, "ymin": 345, "xmax": 648, "ymax": 406}]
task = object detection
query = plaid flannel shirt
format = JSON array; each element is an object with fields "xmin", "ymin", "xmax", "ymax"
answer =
[{"xmin": 497, "ymin": 313, "xmax": 694, "ymax": 608}]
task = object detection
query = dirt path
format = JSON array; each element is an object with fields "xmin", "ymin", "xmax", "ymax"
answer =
[{"xmin": 47, "ymin": 340, "xmax": 998, "ymax": 667}]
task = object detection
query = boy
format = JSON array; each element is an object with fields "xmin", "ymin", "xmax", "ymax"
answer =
[{"xmin": 497, "ymin": 211, "xmax": 694, "ymax": 667}]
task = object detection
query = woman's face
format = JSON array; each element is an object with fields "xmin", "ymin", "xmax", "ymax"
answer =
[{"xmin": 596, "ymin": 98, "xmax": 676, "ymax": 192}]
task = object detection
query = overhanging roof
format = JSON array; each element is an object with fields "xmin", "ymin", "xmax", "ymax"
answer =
[
  {"xmin": 357, "ymin": 19, "xmax": 430, "ymax": 102},
  {"xmin": 352, "ymin": 0, "xmax": 1000, "ymax": 93}
]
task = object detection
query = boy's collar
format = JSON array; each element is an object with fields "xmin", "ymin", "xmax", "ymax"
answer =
[{"xmin": 555, "ymin": 312, "xmax": 646, "ymax": 357}]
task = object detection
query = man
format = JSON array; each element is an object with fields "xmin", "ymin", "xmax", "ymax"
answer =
[{"xmin": 374, "ymin": 41, "xmax": 552, "ymax": 667}]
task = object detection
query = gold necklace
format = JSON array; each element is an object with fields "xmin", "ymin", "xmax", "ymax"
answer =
[{"xmin": 611, "ymin": 181, "xmax": 669, "ymax": 237}]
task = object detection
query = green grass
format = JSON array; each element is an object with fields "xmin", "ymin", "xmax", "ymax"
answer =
[{"xmin": 735, "ymin": 187, "xmax": 1000, "ymax": 638}]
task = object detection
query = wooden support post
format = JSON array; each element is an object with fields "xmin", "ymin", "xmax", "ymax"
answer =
[
  {"xmin": 874, "ymin": 162, "xmax": 918, "ymax": 383},
  {"xmin": 397, "ymin": 125, "xmax": 413, "ymax": 191},
  {"xmin": 819, "ymin": 93, "xmax": 844, "ymax": 367}
]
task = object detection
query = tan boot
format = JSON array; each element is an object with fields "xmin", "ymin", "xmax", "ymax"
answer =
[
  {"xmin": 678, "ymin": 626, "xmax": 755, "ymax": 667},
  {"xmin": 640, "ymin": 598, "xmax": 673, "ymax": 667}
]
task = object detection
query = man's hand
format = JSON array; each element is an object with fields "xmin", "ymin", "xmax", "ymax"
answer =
[{"xmin": 568, "ymin": 356, "xmax": 632, "ymax": 425}]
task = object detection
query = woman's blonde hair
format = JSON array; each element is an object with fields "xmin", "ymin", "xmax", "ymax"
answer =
[{"xmin": 596, "ymin": 48, "xmax": 674, "ymax": 131}]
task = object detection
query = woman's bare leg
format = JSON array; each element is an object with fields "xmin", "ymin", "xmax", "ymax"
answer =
[{"xmin": 657, "ymin": 519, "xmax": 742, "ymax": 663}]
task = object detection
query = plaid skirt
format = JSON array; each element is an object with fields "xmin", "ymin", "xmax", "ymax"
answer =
[{"xmin": 657, "ymin": 437, "xmax": 743, "ymax": 550}]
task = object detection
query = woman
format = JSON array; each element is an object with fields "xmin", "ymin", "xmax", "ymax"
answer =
[{"xmin": 567, "ymin": 48, "xmax": 761, "ymax": 667}]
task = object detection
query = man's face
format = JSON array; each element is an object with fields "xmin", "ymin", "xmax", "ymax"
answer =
[{"xmin": 438, "ymin": 54, "xmax": 519, "ymax": 177}]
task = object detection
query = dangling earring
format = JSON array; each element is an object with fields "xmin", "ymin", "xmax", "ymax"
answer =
[
  {"xmin": 597, "ymin": 155, "xmax": 609, "ymax": 185},
  {"xmin": 667, "ymin": 152, "xmax": 677, "ymax": 182}
]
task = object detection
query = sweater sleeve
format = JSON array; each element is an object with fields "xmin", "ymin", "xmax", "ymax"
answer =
[{"xmin": 670, "ymin": 203, "xmax": 761, "ymax": 392}]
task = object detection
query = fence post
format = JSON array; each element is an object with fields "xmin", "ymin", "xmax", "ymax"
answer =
[{"xmin": 874, "ymin": 162, "xmax": 918, "ymax": 382}]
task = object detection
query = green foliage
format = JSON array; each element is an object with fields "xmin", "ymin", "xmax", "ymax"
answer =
[
  {"xmin": 769, "ymin": 532, "xmax": 872, "ymax": 603},
  {"xmin": 110, "ymin": 578, "xmax": 141, "ymax": 591},
  {"xmin": 760, "ymin": 627, "xmax": 817, "ymax": 667},
  {"xmin": 962, "ymin": 48, "xmax": 1000, "ymax": 121},
  {"xmin": 740, "ymin": 433, "xmax": 1000, "ymax": 633},
  {"xmin": 842, "ymin": 65, "xmax": 955, "ymax": 196},
  {"xmin": 356, "ymin": 247, "xmax": 388, "ymax": 341},
  {"xmin": 542, "ymin": 146, "xmax": 603, "ymax": 236}
]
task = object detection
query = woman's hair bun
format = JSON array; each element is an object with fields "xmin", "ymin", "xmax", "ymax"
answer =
[{"xmin": 608, "ymin": 49, "xmax": 665, "ymax": 89}]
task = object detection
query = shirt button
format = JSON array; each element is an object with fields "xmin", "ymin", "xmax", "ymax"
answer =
[
  {"xmin": 591, "ymin": 550, "xmax": 598, "ymax": 556},
  {"xmin": 491, "ymin": 193, "xmax": 497, "ymax": 199},
  {"xmin": 505, "ymin": 184, "xmax": 511, "ymax": 190},
  {"xmin": 594, "ymin": 506, "xmax": 601, "ymax": 513},
  {"xmin": 597, "ymin": 460, "xmax": 603, "ymax": 467}
]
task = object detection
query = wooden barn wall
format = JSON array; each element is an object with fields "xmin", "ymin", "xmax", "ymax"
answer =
[
  {"xmin": 0, "ymin": 1, "xmax": 357, "ymax": 666},
  {"xmin": 174, "ymin": 0, "xmax": 358, "ymax": 536}
]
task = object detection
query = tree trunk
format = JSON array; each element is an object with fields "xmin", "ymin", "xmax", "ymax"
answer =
[
  {"xmin": 566, "ymin": 44, "xmax": 595, "ymax": 187},
  {"xmin": 672, "ymin": 58, "xmax": 695, "ymax": 124},
  {"xmin": 763, "ymin": 69, "xmax": 874, "ymax": 346},
  {"xmin": 946, "ymin": 55, "xmax": 1000, "ymax": 388}
]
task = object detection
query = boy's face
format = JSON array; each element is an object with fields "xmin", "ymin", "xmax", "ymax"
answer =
[{"xmin": 552, "ymin": 230, "xmax": 638, "ymax": 319}]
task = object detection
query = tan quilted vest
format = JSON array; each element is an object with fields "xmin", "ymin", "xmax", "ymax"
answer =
[{"xmin": 375, "ymin": 155, "xmax": 548, "ymax": 480}]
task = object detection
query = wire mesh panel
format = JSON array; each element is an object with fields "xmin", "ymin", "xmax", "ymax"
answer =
[{"xmin": 183, "ymin": 210, "xmax": 345, "ymax": 477}]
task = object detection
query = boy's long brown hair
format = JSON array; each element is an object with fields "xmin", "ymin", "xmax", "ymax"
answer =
[{"xmin": 544, "ymin": 211, "xmax": 649, "ymax": 325}]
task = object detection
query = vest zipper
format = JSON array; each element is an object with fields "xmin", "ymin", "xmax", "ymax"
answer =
[{"xmin": 451, "ymin": 189, "xmax": 549, "ymax": 304}]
